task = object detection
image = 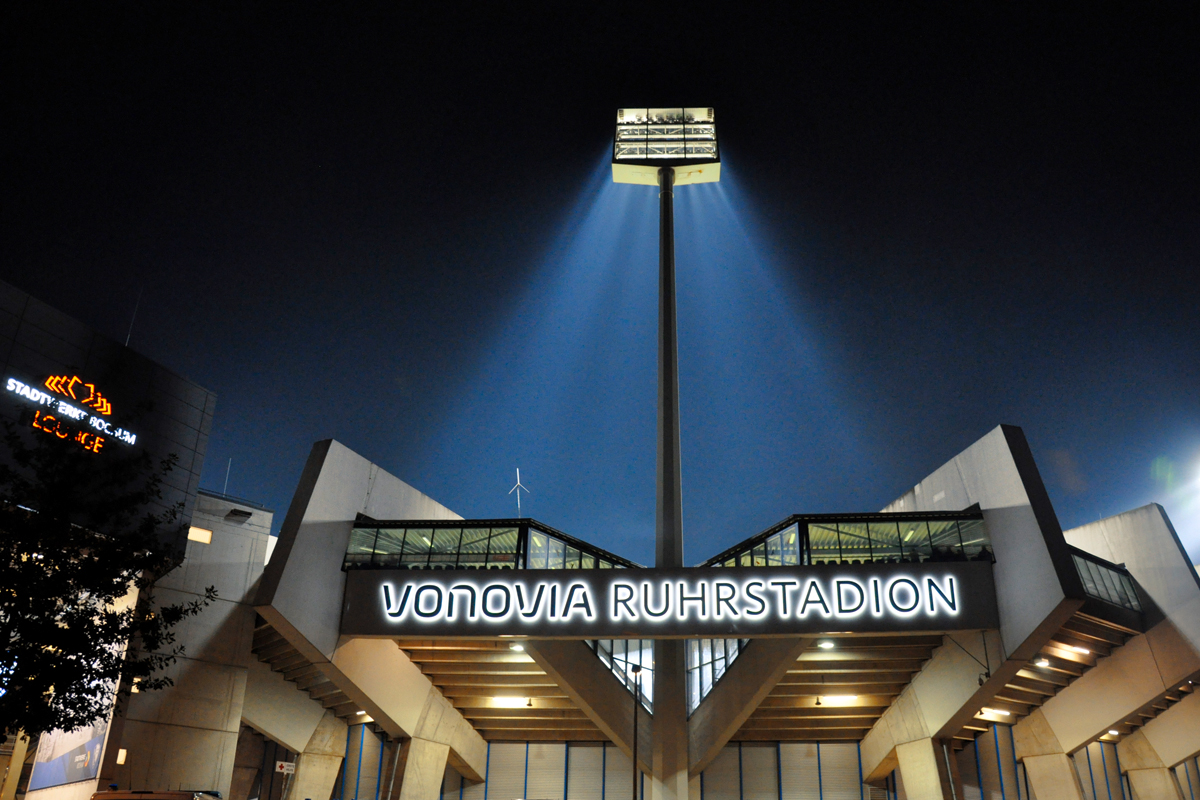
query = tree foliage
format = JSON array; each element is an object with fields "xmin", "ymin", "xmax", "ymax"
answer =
[{"xmin": 0, "ymin": 423, "xmax": 215, "ymax": 737}]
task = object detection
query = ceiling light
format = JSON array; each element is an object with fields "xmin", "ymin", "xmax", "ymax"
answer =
[
  {"xmin": 821, "ymin": 695, "xmax": 858, "ymax": 706},
  {"xmin": 509, "ymin": 643, "xmax": 525, "ymax": 652},
  {"xmin": 422, "ymin": 536, "xmax": 432, "ymax": 546},
  {"xmin": 817, "ymin": 641, "xmax": 835, "ymax": 650},
  {"xmin": 981, "ymin": 708, "xmax": 1010, "ymax": 716},
  {"xmin": 1036, "ymin": 659, "xmax": 1050, "ymax": 667},
  {"xmin": 1069, "ymin": 646, "xmax": 1090, "ymax": 655},
  {"xmin": 491, "ymin": 697, "xmax": 530, "ymax": 708},
  {"xmin": 1108, "ymin": 730, "xmax": 1119, "ymax": 736},
  {"xmin": 356, "ymin": 710, "xmax": 365, "ymax": 715}
]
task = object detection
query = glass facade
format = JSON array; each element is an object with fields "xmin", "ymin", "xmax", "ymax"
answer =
[
  {"xmin": 702, "ymin": 511, "xmax": 991, "ymax": 568},
  {"xmin": 1071, "ymin": 549, "xmax": 1143, "ymax": 612},
  {"xmin": 686, "ymin": 638, "xmax": 749, "ymax": 713},
  {"xmin": 342, "ymin": 519, "xmax": 639, "ymax": 571},
  {"xmin": 587, "ymin": 639, "xmax": 654, "ymax": 712}
]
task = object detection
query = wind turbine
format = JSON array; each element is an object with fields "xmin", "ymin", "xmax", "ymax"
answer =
[{"xmin": 508, "ymin": 468, "xmax": 530, "ymax": 517}]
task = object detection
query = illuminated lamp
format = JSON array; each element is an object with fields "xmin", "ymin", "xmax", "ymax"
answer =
[
  {"xmin": 188, "ymin": 526, "xmax": 213, "ymax": 544},
  {"xmin": 491, "ymin": 697, "xmax": 529, "ymax": 708},
  {"xmin": 817, "ymin": 641, "xmax": 835, "ymax": 650},
  {"xmin": 1108, "ymin": 730, "xmax": 1120, "ymax": 736},
  {"xmin": 509, "ymin": 643, "xmax": 525, "ymax": 652},
  {"xmin": 1068, "ymin": 645, "xmax": 1090, "ymax": 655},
  {"xmin": 820, "ymin": 695, "xmax": 858, "ymax": 706},
  {"xmin": 612, "ymin": 107, "xmax": 719, "ymax": 186},
  {"xmin": 1035, "ymin": 658, "xmax": 1050, "ymax": 667},
  {"xmin": 116, "ymin": 749, "xmax": 127, "ymax": 765},
  {"xmin": 981, "ymin": 707, "xmax": 1011, "ymax": 716}
]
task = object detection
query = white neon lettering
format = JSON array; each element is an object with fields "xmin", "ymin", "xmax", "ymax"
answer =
[
  {"xmin": 678, "ymin": 582, "xmax": 707, "ymax": 619},
  {"xmin": 743, "ymin": 581, "xmax": 767, "ymax": 616},
  {"xmin": 836, "ymin": 580, "xmax": 865, "ymax": 615},
  {"xmin": 769, "ymin": 580, "xmax": 799, "ymax": 616},
  {"xmin": 799, "ymin": 581, "xmax": 831, "ymax": 616},
  {"xmin": 643, "ymin": 582, "xmax": 670, "ymax": 618},
  {"xmin": 613, "ymin": 583, "xmax": 637, "ymax": 620},
  {"xmin": 714, "ymin": 581, "xmax": 739, "ymax": 617},
  {"xmin": 447, "ymin": 585, "xmax": 476, "ymax": 618},
  {"xmin": 414, "ymin": 585, "xmax": 443, "ymax": 618},
  {"xmin": 887, "ymin": 578, "xmax": 920, "ymax": 614},
  {"xmin": 482, "ymin": 584, "xmax": 511, "ymax": 618},
  {"xmin": 926, "ymin": 576, "xmax": 958, "ymax": 614},
  {"xmin": 562, "ymin": 584, "xmax": 594, "ymax": 618}
]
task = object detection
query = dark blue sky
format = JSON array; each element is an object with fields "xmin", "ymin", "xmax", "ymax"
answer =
[{"xmin": 4, "ymin": 4, "xmax": 1198, "ymax": 565}]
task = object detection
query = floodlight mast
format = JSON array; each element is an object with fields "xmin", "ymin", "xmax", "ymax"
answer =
[
  {"xmin": 612, "ymin": 107, "xmax": 719, "ymax": 569},
  {"xmin": 612, "ymin": 107, "xmax": 720, "ymax": 800}
]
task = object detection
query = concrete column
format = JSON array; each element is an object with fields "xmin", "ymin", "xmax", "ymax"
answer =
[
  {"xmin": 229, "ymin": 727, "xmax": 265, "ymax": 800},
  {"xmin": 895, "ymin": 739, "xmax": 960, "ymax": 800},
  {"xmin": 651, "ymin": 639, "xmax": 688, "ymax": 800},
  {"xmin": 391, "ymin": 738, "xmax": 450, "ymax": 800},
  {"xmin": 1022, "ymin": 754, "xmax": 1087, "ymax": 800},
  {"xmin": 1119, "ymin": 729, "xmax": 1188, "ymax": 800},
  {"xmin": 284, "ymin": 712, "xmax": 348, "ymax": 800}
]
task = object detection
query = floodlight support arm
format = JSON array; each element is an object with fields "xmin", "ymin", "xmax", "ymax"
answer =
[{"xmin": 657, "ymin": 166, "xmax": 684, "ymax": 569}]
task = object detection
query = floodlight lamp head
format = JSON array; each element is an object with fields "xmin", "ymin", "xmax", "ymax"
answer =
[{"xmin": 612, "ymin": 107, "xmax": 720, "ymax": 186}]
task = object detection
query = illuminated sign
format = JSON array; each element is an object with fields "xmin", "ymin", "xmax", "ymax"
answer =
[
  {"xmin": 341, "ymin": 562, "xmax": 999, "ymax": 638},
  {"xmin": 6, "ymin": 375, "xmax": 139, "ymax": 454}
]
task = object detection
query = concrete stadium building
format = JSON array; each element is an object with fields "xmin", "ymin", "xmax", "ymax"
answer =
[{"xmin": 83, "ymin": 426, "xmax": 1200, "ymax": 800}]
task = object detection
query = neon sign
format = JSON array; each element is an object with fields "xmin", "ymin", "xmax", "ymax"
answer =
[
  {"xmin": 6, "ymin": 376, "xmax": 139, "ymax": 454},
  {"xmin": 341, "ymin": 562, "xmax": 1000, "ymax": 638}
]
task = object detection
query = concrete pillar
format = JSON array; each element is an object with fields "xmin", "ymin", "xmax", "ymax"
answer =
[
  {"xmin": 392, "ymin": 738, "xmax": 450, "ymax": 800},
  {"xmin": 895, "ymin": 739, "xmax": 960, "ymax": 800},
  {"xmin": 284, "ymin": 712, "xmax": 348, "ymax": 800},
  {"xmin": 651, "ymin": 639, "xmax": 688, "ymax": 800},
  {"xmin": 861, "ymin": 631, "xmax": 1007, "ymax": 783},
  {"xmin": 1119, "ymin": 730, "xmax": 1187, "ymax": 800},
  {"xmin": 1022, "ymin": 754, "xmax": 1087, "ymax": 800},
  {"xmin": 229, "ymin": 727, "xmax": 265, "ymax": 800}
]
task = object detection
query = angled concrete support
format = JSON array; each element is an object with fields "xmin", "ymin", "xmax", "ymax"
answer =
[
  {"xmin": 256, "ymin": 440, "xmax": 487, "ymax": 781},
  {"xmin": 1014, "ymin": 620, "xmax": 1200, "ymax": 759},
  {"xmin": 861, "ymin": 631, "xmax": 1006, "ymax": 782},
  {"xmin": 895, "ymin": 739, "xmax": 961, "ymax": 800},
  {"xmin": 1117, "ymin": 693, "xmax": 1200, "ymax": 800},
  {"xmin": 284, "ymin": 711, "xmax": 349, "ymax": 800},
  {"xmin": 525, "ymin": 640, "xmax": 652, "ymax": 771},
  {"xmin": 392, "ymin": 738, "xmax": 451, "ymax": 800},
  {"xmin": 687, "ymin": 638, "xmax": 811, "ymax": 776},
  {"xmin": 652, "ymin": 638, "xmax": 688, "ymax": 800},
  {"xmin": 1022, "ymin": 754, "xmax": 1087, "ymax": 800}
]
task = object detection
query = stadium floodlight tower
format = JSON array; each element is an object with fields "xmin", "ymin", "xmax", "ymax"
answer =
[
  {"xmin": 612, "ymin": 108, "xmax": 719, "ymax": 800},
  {"xmin": 612, "ymin": 107, "xmax": 719, "ymax": 571}
]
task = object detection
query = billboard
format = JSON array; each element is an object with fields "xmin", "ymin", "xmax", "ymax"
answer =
[{"xmin": 0, "ymin": 279, "xmax": 216, "ymax": 548}]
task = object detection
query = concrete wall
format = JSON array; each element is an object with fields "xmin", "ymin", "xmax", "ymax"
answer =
[
  {"xmin": 881, "ymin": 425, "xmax": 1083, "ymax": 661},
  {"xmin": 101, "ymin": 491, "xmax": 273, "ymax": 796},
  {"xmin": 1064, "ymin": 505, "xmax": 1200, "ymax": 654}
]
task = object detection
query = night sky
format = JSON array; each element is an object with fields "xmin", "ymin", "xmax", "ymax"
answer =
[{"xmin": 4, "ymin": 4, "xmax": 1199, "ymax": 565}]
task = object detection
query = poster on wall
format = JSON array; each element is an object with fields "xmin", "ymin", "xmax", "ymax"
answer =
[{"xmin": 27, "ymin": 718, "xmax": 108, "ymax": 791}]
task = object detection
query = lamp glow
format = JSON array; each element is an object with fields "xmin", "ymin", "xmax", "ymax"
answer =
[
  {"xmin": 1069, "ymin": 646, "xmax": 1090, "ymax": 655},
  {"xmin": 821, "ymin": 695, "xmax": 858, "ymax": 706},
  {"xmin": 817, "ymin": 641, "xmax": 835, "ymax": 650},
  {"xmin": 491, "ymin": 697, "xmax": 530, "ymax": 708},
  {"xmin": 612, "ymin": 107, "xmax": 719, "ymax": 186},
  {"xmin": 1108, "ymin": 730, "xmax": 1119, "ymax": 736},
  {"xmin": 509, "ymin": 643, "xmax": 525, "ymax": 652},
  {"xmin": 981, "ymin": 707, "xmax": 1010, "ymax": 716},
  {"xmin": 1036, "ymin": 658, "xmax": 1051, "ymax": 667}
]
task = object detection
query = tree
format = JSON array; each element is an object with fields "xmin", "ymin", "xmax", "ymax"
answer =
[{"xmin": 0, "ymin": 422, "xmax": 215, "ymax": 738}]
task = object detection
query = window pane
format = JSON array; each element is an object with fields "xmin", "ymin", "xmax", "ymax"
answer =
[
  {"xmin": 928, "ymin": 521, "xmax": 963, "ymax": 560},
  {"xmin": 581, "ymin": 553, "xmax": 596, "ymax": 569},
  {"xmin": 766, "ymin": 534, "xmax": 782, "ymax": 566},
  {"xmin": 752, "ymin": 544, "xmax": 767, "ymax": 567},
  {"xmin": 375, "ymin": 528, "xmax": 406, "ymax": 555},
  {"xmin": 899, "ymin": 521, "xmax": 932, "ymax": 561},
  {"xmin": 957, "ymin": 519, "xmax": 989, "ymax": 559},
  {"xmin": 430, "ymin": 529, "xmax": 462, "ymax": 565},
  {"xmin": 565, "ymin": 546, "xmax": 581, "ymax": 569},
  {"xmin": 486, "ymin": 528, "xmax": 519, "ymax": 567},
  {"xmin": 347, "ymin": 528, "xmax": 378, "ymax": 555},
  {"xmin": 867, "ymin": 522, "xmax": 901, "ymax": 562},
  {"xmin": 548, "ymin": 536, "xmax": 565, "ymax": 569},
  {"xmin": 837, "ymin": 522, "xmax": 872, "ymax": 563},
  {"xmin": 779, "ymin": 524, "xmax": 801, "ymax": 565},
  {"xmin": 809, "ymin": 523, "xmax": 840, "ymax": 564},
  {"xmin": 527, "ymin": 532, "xmax": 548, "ymax": 569}
]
